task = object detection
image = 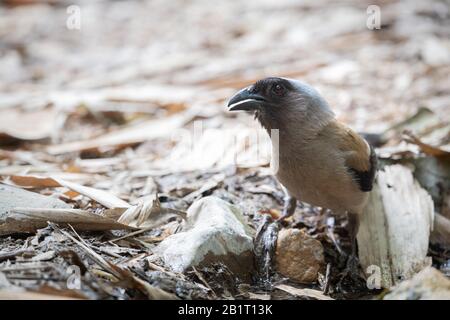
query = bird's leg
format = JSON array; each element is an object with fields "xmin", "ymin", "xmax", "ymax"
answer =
[
  {"xmin": 338, "ymin": 212, "xmax": 361, "ymax": 285},
  {"xmin": 346, "ymin": 212, "xmax": 360, "ymax": 273},
  {"xmin": 278, "ymin": 194, "xmax": 297, "ymax": 221}
]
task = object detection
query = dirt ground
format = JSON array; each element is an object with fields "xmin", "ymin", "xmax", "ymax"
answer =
[{"xmin": 0, "ymin": 0, "xmax": 449, "ymax": 300}]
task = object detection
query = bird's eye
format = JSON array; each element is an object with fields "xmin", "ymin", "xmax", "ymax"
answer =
[{"xmin": 272, "ymin": 84, "xmax": 285, "ymax": 96}]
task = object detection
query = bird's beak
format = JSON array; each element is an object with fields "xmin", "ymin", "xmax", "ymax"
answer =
[{"xmin": 228, "ymin": 88, "xmax": 267, "ymax": 111}]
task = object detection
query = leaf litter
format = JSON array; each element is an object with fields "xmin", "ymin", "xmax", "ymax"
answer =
[{"xmin": 0, "ymin": 0, "xmax": 449, "ymax": 300}]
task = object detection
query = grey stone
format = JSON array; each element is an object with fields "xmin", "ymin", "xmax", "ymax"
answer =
[
  {"xmin": 0, "ymin": 183, "xmax": 69, "ymax": 220},
  {"xmin": 384, "ymin": 267, "xmax": 450, "ymax": 300},
  {"xmin": 155, "ymin": 196, "xmax": 254, "ymax": 280}
]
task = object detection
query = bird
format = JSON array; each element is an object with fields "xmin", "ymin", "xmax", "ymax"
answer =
[{"xmin": 227, "ymin": 77, "xmax": 377, "ymax": 276}]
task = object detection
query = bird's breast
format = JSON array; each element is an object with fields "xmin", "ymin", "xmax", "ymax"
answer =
[{"xmin": 274, "ymin": 152, "xmax": 365, "ymax": 214}]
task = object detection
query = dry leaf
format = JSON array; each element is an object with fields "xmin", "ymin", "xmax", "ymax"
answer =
[
  {"xmin": 0, "ymin": 207, "xmax": 135, "ymax": 235},
  {"xmin": 55, "ymin": 225, "xmax": 177, "ymax": 299},
  {"xmin": 275, "ymin": 284, "xmax": 334, "ymax": 300},
  {"xmin": 53, "ymin": 178, "xmax": 130, "ymax": 209},
  {"xmin": 10, "ymin": 175, "xmax": 61, "ymax": 188},
  {"xmin": 403, "ymin": 130, "xmax": 450, "ymax": 158},
  {"xmin": 47, "ymin": 112, "xmax": 192, "ymax": 154},
  {"xmin": 0, "ymin": 290, "xmax": 81, "ymax": 300},
  {"xmin": 0, "ymin": 107, "xmax": 58, "ymax": 141},
  {"xmin": 8, "ymin": 175, "xmax": 130, "ymax": 209}
]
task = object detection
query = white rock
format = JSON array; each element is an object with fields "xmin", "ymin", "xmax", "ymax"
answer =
[
  {"xmin": 155, "ymin": 196, "xmax": 254, "ymax": 279},
  {"xmin": 384, "ymin": 267, "xmax": 450, "ymax": 300},
  {"xmin": 358, "ymin": 165, "xmax": 434, "ymax": 288}
]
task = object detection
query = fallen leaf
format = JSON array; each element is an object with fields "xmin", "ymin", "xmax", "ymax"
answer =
[
  {"xmin": 55, "ymin": 225, "xmax": 177, "ymax": 299},
  {"xmin": 403, "ymin": 130, "xmax": 450, "ymax": 158},
  {"xmin": 0, "ymin": 107, "xmax": 58, "ymax": 141},
  {"xmin": 0, "ymin": 290, "xmax": 81, "ymax": 300},
  {"xmin": 53, "ymin": 178, "xmax": 130, "ymax": 209},
  {"xmin": 8, "ymin": 175, "xmax": 130, "ymax": 209},
  {"xmin": 47, "ymin": 112, "xmax": 192, "ymax": 154},
  {"xmin": 0, "ymin": 207, "xmax": 135, "ymax": 235},
  {"xmin": 275, "ymin": 284, "xmax": 334, "ymax": 300}
]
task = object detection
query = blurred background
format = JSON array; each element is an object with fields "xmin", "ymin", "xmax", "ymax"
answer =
[
  {"xmin": 1, "ymin": 0, "xmax": 449, "ymax": 129},
  {"xmin": 1, "ymin": 0, "xmax": 449, "ymax": 196},
  {"xmin": 0, "ymin": 0, "xmax": 449, "ymax": 300}
]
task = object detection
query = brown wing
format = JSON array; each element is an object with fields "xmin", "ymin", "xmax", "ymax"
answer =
[
  {"xmin": 319, "ymin": 121, "xmax": 377, "ymax": 192},
  {"xmin": 347, "ymin": 145, "xmax": 377, "ymax": 192}
]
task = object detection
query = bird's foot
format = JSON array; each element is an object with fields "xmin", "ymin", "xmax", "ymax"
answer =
[
  {"xmin": 337, "ymin": 254, "xmax": 365, "ymax": 292},
  {"xmin": 277, "ymin": 196, "xmax": 297, "ymax": 222},
  {"xmin": 277, "ymin": 210, "xmax": 293, "ymax": 222}
]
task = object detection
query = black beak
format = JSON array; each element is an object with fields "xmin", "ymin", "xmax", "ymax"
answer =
[{"xmin": 228, "ymin": 88, "xmax": 267, "ymax": 111}]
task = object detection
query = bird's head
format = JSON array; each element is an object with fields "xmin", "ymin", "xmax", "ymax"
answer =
[{"xmin": 228, "ymin": 77, "xmax": 334, "ymax": 134}]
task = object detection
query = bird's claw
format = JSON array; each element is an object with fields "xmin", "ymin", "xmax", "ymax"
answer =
[
  {"xmin": 276, "ymin": 211, "xmax": 291, "ymax": 222},
  {"xmin": 337, "ymin": 254, "xmax": 363, "ymax": 291}
]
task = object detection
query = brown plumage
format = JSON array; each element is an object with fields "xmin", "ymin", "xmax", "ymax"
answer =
[
  {"xmin": 273, "ymin": 118, "xmax": 374, "ymax": 216},
  {"xmin": 321, "ymin": 121, "xmax": 371, "ymax": 172},
  {"xmin": 228, "ymin": 77, "xmax": 378, "ymax": 275},
  {"xmin": 318, "ymin": 121, "xmax": 376, "ymax": 192}
]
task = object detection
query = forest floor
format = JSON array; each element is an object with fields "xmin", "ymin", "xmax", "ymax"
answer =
[{"xmin": 0, "ymin": 0, "xmax": 449, "ymax": 300}]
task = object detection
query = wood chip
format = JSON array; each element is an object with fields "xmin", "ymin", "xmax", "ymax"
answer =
[
  {"xmin": 358, "ymin": 165, "xmax": 434, "ymax": 288},
  {"xmin": 275, "ymin": 284, "xmax": 334, "ymax": 300}
]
